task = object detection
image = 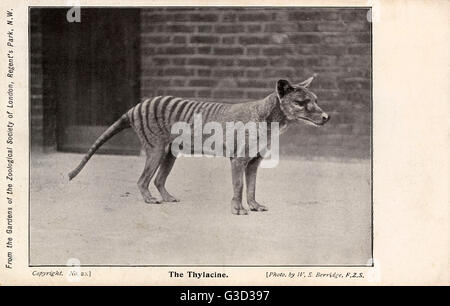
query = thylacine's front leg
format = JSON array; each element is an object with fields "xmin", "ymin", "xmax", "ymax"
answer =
[
  {"xmin": 245, "ymin": 155, "xmax": 268, "ymax": 212},
  {"xmin": 230, "ymin": 158, "xmax": 249, "ymax": 215}
]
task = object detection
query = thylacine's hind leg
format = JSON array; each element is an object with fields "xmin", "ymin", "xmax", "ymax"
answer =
[
  {"xmin": 245, "ymin": 154, "xmax": 268, "ymax": 212},
  {"xmin": 154, "ymin": 149, "xmax": 179, "ymax": 202},
  {"xmin": 138, "ymin": 146, "xmax": 165, "ymax": 204}
]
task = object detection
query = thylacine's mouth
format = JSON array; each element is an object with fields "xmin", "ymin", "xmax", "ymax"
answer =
[{"xmin": 298, "ymin": 117, "xmax": 326, "ymax": 126}]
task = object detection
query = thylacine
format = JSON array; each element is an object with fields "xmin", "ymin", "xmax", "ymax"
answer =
[{"xmin": 68, "ymin": 77, "xmax": 330, "ymax": 215}]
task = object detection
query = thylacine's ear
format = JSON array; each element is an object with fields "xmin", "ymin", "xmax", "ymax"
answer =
[
  {"xmin": 297, "ymin": 76, "xmax": 315, "ymax": 88},
  {"xmin": 276, "ymin": 79, "xmax": 294, "ymax": 99}
]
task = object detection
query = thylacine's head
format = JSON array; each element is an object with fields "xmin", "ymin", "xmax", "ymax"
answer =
[{"xmin": 276, "ymin": 77, "xmax": 330, "ymax": 126}]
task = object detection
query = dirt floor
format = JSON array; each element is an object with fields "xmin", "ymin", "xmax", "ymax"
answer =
[{"xmin": 30, "ymin": 152, "xmax": 372, "ymax": 266}]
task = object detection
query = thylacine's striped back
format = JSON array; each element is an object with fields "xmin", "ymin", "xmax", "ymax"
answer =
[
  {"xmin": 126, "ymin": 96, "xmax": 228, "ymax": 148},
  {"xmin": 68, "ymin": 95, "xmax": 230, "ymax": 180}
]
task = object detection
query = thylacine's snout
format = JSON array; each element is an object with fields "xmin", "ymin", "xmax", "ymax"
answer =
[{"xmin": 321, "ymin": 112, "xmax": 330, "ymax": 124}]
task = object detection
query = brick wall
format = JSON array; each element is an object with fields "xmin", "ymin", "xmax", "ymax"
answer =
[
  {"xmin": 140, "ymin": 7, "xmax": 371, "ymax": 159},
  {"xmin": 30, "ymin": 7, "xmax": 371, "ymax": 159}
]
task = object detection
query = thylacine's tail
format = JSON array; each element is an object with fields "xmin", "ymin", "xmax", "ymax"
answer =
[{"xmin": 68, "ymin": 114, "xmax": 131, "ymax": 181}]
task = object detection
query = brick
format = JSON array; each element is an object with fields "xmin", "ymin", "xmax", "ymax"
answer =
[
  {"xmin": 141, "ymin": 24, "xmax": 164, "ymax": 32},
  {"xmin": 218, "ymin": 59, "xmax": 235, "ymax": 66},
  {"xmin": 348, "ymin": 44, "xmax": 371, "ymax": 55},
  {"xmin": 319, "ymin": 11, "xmax": 340, "ymax": 21},
  {"xmin": 262, "ymin": 47, "xmax": 294, "ymax": 56},
  {"xmin": 338, "ymin": 78, "xmax": 371, "ymax": 90},
  {"xmin": 189, "ymin": 13, "xmax": 219, "ymax": 22},
  {"xmin": 237, "ymin": 80, "xmax": 267, "ymax": 88},
  {"xmin": 306, "ymin": 56, "xmax": 323, "ymax": 66},
  {"xmin": 215, "ymin": 25, "xmax": 245, "ymax": 33},
  {"xmin": 290, "ymin": 57, "xmax": 321, "ymax": 67},
  {"xmin": 197, "ymin": 90, "xmax": 213, "ymax": 98},
  {"xmin": 213, "ymin": 47, "xmax": 244, "ymax": 56},
  {"xmin": 188, "ymin": 79, "xmax": 218, "ymax": 87},
  {"xmin": 316, "ymin": 78, "xmax": 338, "ymax": 89},
  {"xmin": 295, "ymin": 45, "xmax": 320, "ymax": 55},
  {"xmin": 172, "ymin": 13, "xmax": 191, "ymax": 22},
  {"xmin": 238, "ymin": 58, "xmax": 268, "ymax": 67},
  {"xmin": 356, "ymin": 33, "xmax": 371, "ymax": 43},
  {"xmin": 317, "ymin": 21, "xmax": 348, "ymax": 32},
  {"xmin": 222, "ymin": 36, "xmax": 235, "ymax": 44},
  {"xmin": 262, "ymin": 68, "xmax": 295, "ymax": 78},
  {"xmin": 319, "ymin": 44, "xmax": 347, "ymax": 55},
  {"xmin": 173, "ymin": 36, "xmax": 187, "ymax": 44},
  {"xmin": 238, "ymin": 13, "xmax": 271, "ymax": 22},
  {"xmin": 142, "ymin": 67, "xmax": 164, "ymax": 76},
  {"xmin": 212, "ymin": 69, "xmax": 245, "ymax": 78},
  {"xmin": 246, "ymin": 70, "xmax": 261, "ymax": 78},
  {"xmin": 172, "ymin": 79, "xmax": 186, "ymax": 87},
  {"xmin": 266, "ymin": 22, "xmax": 319, "ymax": 33},
  {"xmin": 238, "ymin": 35, "xmax": 271, "ymax": 45},
  {"xmin": 188, "ymin": 58, "xmax": 218, "ymax": 66},
  {"xmin": 337, "ymin": 55, "xmax": 370, "ymax": 67},
  {"xmin": 157, "ymin": 46, "xmax": 195, "ymax": 55},
  {"xmin": 313, "ymin": 89, "xmax": 342, "ymax": 100},
  {"xmin": 141, "ymin": 78, "xmax": 171, "ymax": 88},
  {"xmin": 190, "ymin": 35, "xmax": 220, "ymax": 44},
  {"xmin": 198, "ymin": 25, "xmax": 213, "ymax": 33},
  {"xmin": 168, "ymin": 89, "xmax": 196, "ymax": 98},
  {"xmin": 197, "ymin": 69, "xmax": 212, "ymax": 77},
  {"xmin": 269, "ymin": 57, "xmax": 289, "ymax": 67},
  {"xmin": 288, "ymin": 33, "xmax": 321, "ymax": 44},
  {"xmin": 323, "ymin": 33, "xmax": 370, "ymax": 44},
  {"xmin": 165, "ymin": 25, "xmax": 195, "ymax": 33},
  {"xmin": 340, "ymin": 10, "xmax": 370, "ymax": 22},
  {"xmin": 340, "ymin": 67, "xmax": 371, "ymax": 78},
  {"xmin": 288, "ymin": 11, "xmax": 320, "ymax": 21},
  {"xmin": 317, "ymin": 55, "xmax": 338, "ymax": 66},
  {"xmin": 347, "ymin": 21, "xmax": 371, "ymax": 32},
  {"xmin": 264, "ymin": 23, "xmax": 293, "ymax": 33},
  {"xmin": 164, "ymin": 67, "xmax": 195, "ymax": 76},
  {"xmin": 213, "ymin": 90, "xmax": 245, "ymax": 99},
  {"xmin": 246, "ymin": 47, "xmax": 260, "ymax": 56},
  {"xmin": 198, "ymin": 46, "xmax": 212, "ymax": 54},
  {"xmin": 246, "ymin": 90, "xmax": 270, "ymax": 99},
  {"xmin": 247, "ymin": 24, "xmax": 262, "ymax": 33},
  {"xmin": 172, "ymin": 58, "xmax": 186, "ymax": 65},
  {"xmin": 222, "ymin": 13, "xmax": 237, "ymax": 22}
]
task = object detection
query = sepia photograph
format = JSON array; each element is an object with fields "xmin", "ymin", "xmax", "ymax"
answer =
[{"xmin": 29, "ymin": 6, "xmax": 372, "ymax": 266}]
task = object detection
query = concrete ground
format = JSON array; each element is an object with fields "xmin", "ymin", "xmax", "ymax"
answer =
[{"xmin": 30, "ymin": 152, "xmax": 372, "ymax": 266}]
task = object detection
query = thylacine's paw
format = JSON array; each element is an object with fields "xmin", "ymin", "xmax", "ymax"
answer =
[
  {"xmin": 248, "ymin": 201, "xmax": 268, "ymax": 212},
  {"xmin": 231, "ymin": 207, "xmax": 248, "ymax": 215},
  {"xmin": 231, "ymin": 201, "xmax": 248, "ymax": 215},
  {"xmin": 162, "ymin": 195, "xmax": 179, "ymax": 202},
  {"xmin": 144, "ymin": 196, "xmax": 162, "ymax": 204}
]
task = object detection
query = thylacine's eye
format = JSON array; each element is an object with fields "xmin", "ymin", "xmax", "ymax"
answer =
[{"xmin": 295, "ymin": 99, "xmax": 310, "ymax": 107}]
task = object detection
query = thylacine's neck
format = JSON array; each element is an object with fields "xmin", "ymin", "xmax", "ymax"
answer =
[{"xmin": 257, "ymin": 92, "xmax": 289, "ymax": 130}]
